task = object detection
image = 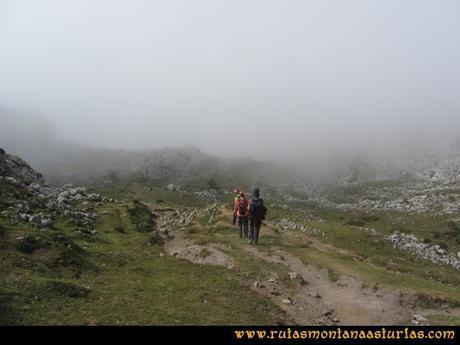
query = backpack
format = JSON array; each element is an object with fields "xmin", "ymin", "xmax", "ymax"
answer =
[
  {"xmin": 251, "ymin": 198, "xmax": 267, "ymax": 220},
  {"xmin": 239, "ymin": 198, "xmax": 247, "ymax": 215}
]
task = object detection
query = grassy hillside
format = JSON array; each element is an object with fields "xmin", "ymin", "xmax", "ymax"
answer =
[
  {"xmin": 1, "ymin": 182, "xmax": 459, "ymax": 325},
  {"xmin": 0, "ymin": 190, "xmax": 286, "ymax": 325}
]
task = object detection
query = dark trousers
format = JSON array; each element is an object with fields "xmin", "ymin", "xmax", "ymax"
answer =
[
  {"xmin": 232, "ymin": 213, "xmax": 237, "ymax": 226},
  {"xmin": 238, "ymin": 216, "xmax": 249, "ymax": 237},
  {"xmin": 249, "ymin": 218, "xmax": 262, "ymax": 244}
]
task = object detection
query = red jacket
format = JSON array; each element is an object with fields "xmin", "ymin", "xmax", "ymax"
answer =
[{"xmin": 235, "ymin": 197, "xmax": 249, "ymax": 217}]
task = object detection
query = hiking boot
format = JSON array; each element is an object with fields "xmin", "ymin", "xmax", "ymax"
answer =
[{"xmin": 248, "ymin": 239, "xmax": 253, "ymax": 244}]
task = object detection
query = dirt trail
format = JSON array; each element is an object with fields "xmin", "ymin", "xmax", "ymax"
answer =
[
  {"xmin": 157, "ymin": 207, "xmax": 456, "ymax": 325},
  {"xmin": 165, "ymin": 228, "xmax": 412, "ymax": 324},
  {"xmin": 165, "ymin": 230, "xmax": 234, "ymax": 267},
  {"xmin": 243, "ymin": 245, "xmax": 411, "ymax": 325}
]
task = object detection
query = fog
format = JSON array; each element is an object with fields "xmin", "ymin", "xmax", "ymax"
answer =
[{"xmin": 1, "ymin": 0, "xmax": 460, "ymax": 163}]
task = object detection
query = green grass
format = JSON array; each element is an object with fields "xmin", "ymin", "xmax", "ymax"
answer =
[
  {"xmin": 0, "ymin": 200, "xmax": 286, "ymax": 325},
  {"xmin": 283, "ymin": 242, "xmax": 460, "ymax": 304},
  {"xmin": 92, "ymin": 182, "xmax": 204, "ymax": 208},
  {"xmin": 226, "ymin": 204, "xmax": 460, "ymax": 305},
  {"xmin": 192, "ymin": 203, "xmax": 460, "ymax": 305},
  {"xmin": 2, "ymin": 181, "xmax": 460, "ymax": 325}
]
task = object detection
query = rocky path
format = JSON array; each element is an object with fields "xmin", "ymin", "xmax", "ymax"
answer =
[
  {"xmin": 243, "ymin": 245, "xmax": 411, "ymax": 325},
  {"xmin": 164, "ymin": 230, "xmax": 235, "ymax": 267},
  {"xmin": 164, "ymin": 229, "xmax": 412, "ymax": 324},
  {"xmin": 155, "ymin": 205, "xmax": 458, "ymax": 325}
]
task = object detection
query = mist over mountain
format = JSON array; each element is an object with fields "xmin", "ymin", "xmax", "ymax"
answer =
[
  {"xmin": 1, "ymin": 1, "xmax": 460, "ymax": 167},
  {"xmin": 2, "ymin": 1, "xmax": 460, "ymax": 328},
  {"xmin": 1, "ymin": 104, "xmax": 460, "ymax": 190}
]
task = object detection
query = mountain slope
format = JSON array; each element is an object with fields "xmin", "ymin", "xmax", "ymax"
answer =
[{"xmin": 1, "ymin": 150, "xmax": 460, "ymax": 325}]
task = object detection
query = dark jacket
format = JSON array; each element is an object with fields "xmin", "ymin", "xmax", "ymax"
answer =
[{"xmin": 249, "ymin": 197, "xmax": 265, "ymax": 221}]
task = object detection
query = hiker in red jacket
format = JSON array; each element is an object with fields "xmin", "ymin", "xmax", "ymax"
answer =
[
  {"xmin": 232, "ymin": 188, "xmax": 240, "ymax": 225},
  {"xmin": 235, "ymin": 192, "xmax": 249, "ymax": 237}
]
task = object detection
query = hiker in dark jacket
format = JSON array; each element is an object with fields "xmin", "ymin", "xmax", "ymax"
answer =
[
  {"xmin": 235, "ymin": 192, "xmax": 249, "ymax": 237},
  {"xmin": 248, "ymin": 187, "xmax": 267, "ymax": 245}
]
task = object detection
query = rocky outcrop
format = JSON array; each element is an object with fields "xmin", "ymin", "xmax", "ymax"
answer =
[
  {"xmin": 139, "ymin": 146, "xmax": 221, "ymax": 184},
  {"xmin": 156, "ymin": 203, "xmax": 220, "ymax": 233},
  {"xmin": 385, "ymin": 231, "xmax": 460, "ymax": 271},
  {"xmin": 322, "ymin": 150, "xmax": 460, "ymax": 216},
  {"xmin": 0, "ymin": 148, "xmax": 117, "ymax": 233},
  {"xmin": 0, "ymin": 147, "xmax": 44, "ymax": 186}
]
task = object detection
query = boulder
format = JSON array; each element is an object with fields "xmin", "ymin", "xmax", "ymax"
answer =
[{"xmin": 40, "ymin": 218, "xmax": 54, "ymax": 227}]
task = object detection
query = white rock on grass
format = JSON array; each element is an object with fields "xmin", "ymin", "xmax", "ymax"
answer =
[
  {"xmin": 281, "ymin": 298, "xmax": 292, "ymax": 305},
  {"xmin": 385, "ymin": 231, "xmax": 460, "ymax": 271},
  {"xmin": 288, "ymin": 272, "xmax": 298, "ymax": 280}
]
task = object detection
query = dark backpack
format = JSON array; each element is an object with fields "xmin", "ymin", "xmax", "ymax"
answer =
[{"xmin": 251, "ymin": 198, "xmax": 267, "ymax": 220}]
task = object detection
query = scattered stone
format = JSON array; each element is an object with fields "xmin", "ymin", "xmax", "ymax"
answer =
[
  {"xmin": 308, "ymin": 292, "xmax": 321, "ymax": 299},
  {"xmin": 317, "ymin": 317, "xmax": 327, "ymax": 325},
  {"xmin": 75, "ymin": 228, "xmax": 97, "ymax": 235},
  {"xmin": 412, "ymin": 314, "xmax": 428, "ymax": 325},
  {"xmin": 362, "ymin": 227, "xmax": 377, "ymax": 236},
  {"xmin": 323, "ymin": 309, "xmax": 334, "ymax": 317},
  {"xmin": 40, "ymin": 218, "xmax": 54, "ymax": 227},
  {"xmin": 1, "ymin": 149, "xmax": 107, "ymax": 234},
  {"xmin": 386, "ymin": 231, "xmax": 460, "ymax": 271},
  {"xmin": 288, "ymin": 272, "xmax": 298, "ymax": 280},
  {"xmin": 281, "ymin": 298, "xmax": 292, "ymax": 305}
]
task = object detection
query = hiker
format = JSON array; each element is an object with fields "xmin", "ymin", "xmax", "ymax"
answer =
[
  {"xmin": 232, "ymin": 188, "xmax": 240, "ymax": 225},
  {"xmin": 248, "ymin": 187, "xmax": 267, "ymax": 245},
  {"xmin": 235, "ymin": 191, "xmax": 249, "ymax": 237}
]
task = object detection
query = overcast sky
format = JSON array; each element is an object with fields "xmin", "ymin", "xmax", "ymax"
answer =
[{"xmin": 0, "ymin": 0, "xmax": 459, "ymax": 159}]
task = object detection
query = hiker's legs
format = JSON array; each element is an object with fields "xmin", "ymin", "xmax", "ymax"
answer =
[
  {"xmin": 253, "ymin": 219, "xmax": 262, "ymax": 244},
  {"xmin": 243, "ymin": 217, "xmax": 249, "ymax": 237},
  {"xmin": 232, "ymin": 212, "xmax": 237, "ymax": 226},
  {"xmin": 238, "ymin": 216, "xmax": 243, "ymax": 237},
  {"xmin": 249, "ymin": 218, "xmax": 254, "ymax": 240}
]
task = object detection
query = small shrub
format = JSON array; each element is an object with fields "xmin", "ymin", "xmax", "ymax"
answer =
[
  {"xmin": 345, "ymin": 220, "xmax": 365, "ymax": 227},
  {"xmin": 15, "ymin": 235, "xmax": 45, "ymax": 254},
  {"xmin": 327, "ymin": 270, "xmax": 339, "ymax": 282},
  {"xmin": 44, "ymin": 281, "xmax": 90, "ymax": 298},
  {"xmin": 438, "ymin": 241, "xmax": 449, "ymax": 250},
  {"xmin": 128, "ymin": 199, "xmax": 157, "ymax": 233},
  {"xmin": 114, "ymin": 225, "xmax": 126, "ymax": 233},
  {"xmin": 148, "ymin": 232, "xmax": 164, "ymax": 245},
  {"xmin": 198, "ymin": 248, "xmax": 212, "ymax": 258}
]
